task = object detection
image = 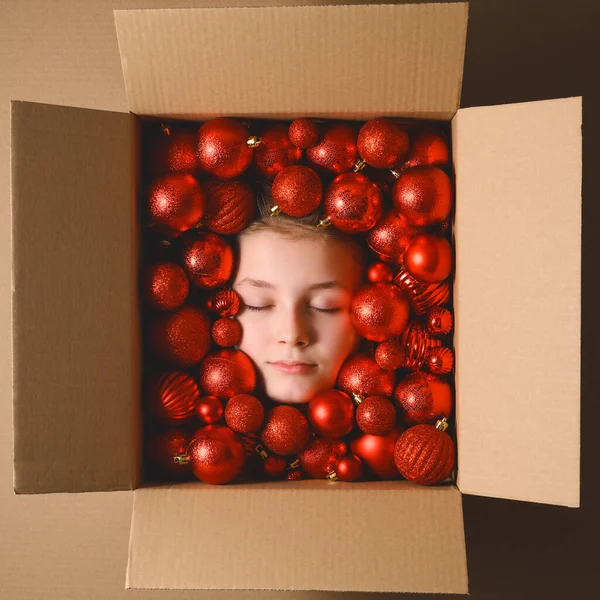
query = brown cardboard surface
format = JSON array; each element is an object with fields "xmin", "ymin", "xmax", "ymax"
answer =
[
  {"xmin": 11, "ymin": 101, "xmax": 141, "ymax": 494},
  {"xmin": 127, "ymin": 480, "xmax": 468, "ymax": 593},
  {"xmin": 452, "ymin": 97, "xmax": 582, "ymax": 508},
  {"xmin": 114, "ymin": 3, "xmax": 468, "ymax": 121}
]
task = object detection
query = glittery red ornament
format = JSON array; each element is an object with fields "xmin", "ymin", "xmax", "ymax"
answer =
[
  {"xmin": 196, "ymin": 395, "xmax": 224, "ymax": 425},
  {"xmin": 198, "ymin": 349, "xmax": 256, "ymax": 399},
  {"xmin": 394, "ymin": 371, "xmax": 452, "ymax": 426},
  {"xmin": 197, "ymin": 117, "xmax": 255, "ymax": 179},
  {"xmin": 331, "ymin": 440, "xmax": 348, "ymax": 457},
  {"xmin": 225, "ymin": 393, "xmax": 265, "ymax": 434},
  {"xmin": 206, "ymin": 288, "xmax": 241, "ymax": 317},
  {"xmin": 355, "ymin": 395, "xmax": 396, "ymax": 435},
  {"xmin": 425, "ymin": 307, "xmax": 453, "ymax": 337},
  {"xmin": 148, "ymin": 173, "xmax": 205, "ymax": 233},
  {"xmin": 323, "ymin": 172, "xmax": 383, "ymax": 233},
  {"xmin": 366, "ymin": 209, "xmax": 421, "ymax": 264},
  {"xmin": 403, "ymin": 128, "xmax": 450, "ymax": 169},
  {"xmin": 337, "ymin": 353, "xmax": 396, "ymax": 398},
  {"xmin": 188, "ymin": 425, "xmax": 246, "ymax": 485},
  {"xmin": 350, "ymin": 282, "xmax": 410, "ymax": 342},
  {"xmin": 147, "ymin": 429, "xmax": 192, "ymax": 479},
  {"xmin": 182, "ymin": 231, "xmax": 234, "ymax": 289},
  {"xmin": 212, "ymin": 317, "xmax": 242, "ymax": 347},
  {"xmin": 263, "ymin": 455, "xmax": 287, "ymax": 478},
  {"xmin": 288, "ymin": 118, "xmax": 319, "ymax": 149},
  {"xmin": 375, "ymin": 339, "xmax": 405, "ymax": 371},
  {"xmin": 357, "ymin": 118, "xmax": 409, "ymax": 169},
  {"xmin": 350, "ymin": 427, "xmax": 403, "ymax": 480},
  {"xmin": 148, "ymin": 125, "xmax": 199, "ymax": 175},
  {"xmin": 367, "ymin": 262, "xmax": 394, "ymax": 284},
  {"xmin": 147, "ymin": 371, "xmax": 200, "ymax": 424},
  {"xmin": 401, "ymin": 321, "xmax": 440, "ymax": 370},
  {"xmin": 306, "ymin": 122, "xmax": 358, "ymax": 174},
  {"xmin": 260, "ymin": 405, "xmax": 310, "ymax": 456},
  {"xmin": 254, "ymin": 123, "xmax": 302, "ymax": 179},
  {"xmin": 142, "ymin": 262, "xmax": 189, "ymax": 311},
  {"xmin": 404, "ymin": 234, "xmax": 453, "ymax": 283},
  {"xmin": 148, "ymin": 305, "xmax": 212, "ymax": 368},
  {"xmin": 426, "ymin": 347, "xmax": 454, "ymax": 375},
  {"xmin": 271, "ymin": 165, "xmax": 323, "ymax": 217},
  {"xmin": 307, "ymin": 389, "xmax": 355, "ymax": 439},
  {"xmin": 202, "ymin": 179, "xmax": 256, "ymax": 234},
  {"xmin": 299, "ymin": 438, "xmax": 345, "ymax": 479},
  {"xmin": 394, "ymin": 268, "xmax": 451, "ymax": 315},
  {"xmin": 331, "ymin": 454, "xmax": 363, "ymax": 482},
  {"xmin": 394, "ymin": 419, "xmax": 455, "ymax": 485},
  {"xmin": 392, "ymin": 166, "xmax": 452, "ymax": 227}
]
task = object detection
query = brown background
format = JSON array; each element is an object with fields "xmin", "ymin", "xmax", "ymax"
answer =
[{"xmin": 1, "ymin": 1, "xmax": 598, "ymax": 599}]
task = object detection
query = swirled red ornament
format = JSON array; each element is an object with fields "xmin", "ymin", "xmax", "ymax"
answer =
[
  {"xmin": 147, "ymin": 371, "xmax": 201, "ymax": 423},
  {"xmin": 182, "ymin": 231, "xmax": 234, "ymax": 289},
  {"xmin": 206, "ymin": 288, "xmax": 241, "ymax": 317},
  {"xmin": 202, "ymin": 179, "xmax": 256, "ymax": 234}
]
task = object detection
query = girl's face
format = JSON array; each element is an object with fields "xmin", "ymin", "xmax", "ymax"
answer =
[{"xmin": 232, "ymin": 230, "xmax": 363, "ymax": 404}]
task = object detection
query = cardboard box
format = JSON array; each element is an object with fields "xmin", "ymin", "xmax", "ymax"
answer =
[{"xmin": 10, "ymin": 2, "xmax": 581, "ymax": 594}]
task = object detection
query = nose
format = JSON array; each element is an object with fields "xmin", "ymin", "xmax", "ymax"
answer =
[{"xmin": 277, "ymin": 305, "xmax": 311, "ymax": 347}]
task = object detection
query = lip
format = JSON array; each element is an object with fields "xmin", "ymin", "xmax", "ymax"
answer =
[{"xmin": 269, "ymin": 361, "xmax": 317, "ymax": 374}]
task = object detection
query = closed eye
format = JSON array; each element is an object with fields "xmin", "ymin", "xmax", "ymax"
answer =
[{"xmin": 245, "ymin": 305, "xmax": 341, "ymax": 314}]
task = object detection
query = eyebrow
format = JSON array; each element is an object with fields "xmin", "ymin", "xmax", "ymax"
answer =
[{"xmin": 235, "ymin": 278, "xmax": 345, "ymax": 291}]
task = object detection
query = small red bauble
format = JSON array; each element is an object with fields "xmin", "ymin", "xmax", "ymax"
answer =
[
  {"xmin": 367, "ymin": 262, "xmax": 394, "ymax": 284},
  {"xmin": 146, "ymin": 429, "xmax": 192, "ymax": 479},
  {"xmin": 323, "ymin": 172, "xmax": 383, "ymax": 234},
  {"xmin": 202, "ymin": 179, "xmax": 256, "ymax": 234},
  {"xmin": 196, "ymin": 395, "xmax": 224, "ymax": 425},
  {"xmin": 426, "ymin": 307, "xmax": 453, "ymax": 336},
  {"xmin": 288, "ymin": 118, "xmax": 319, "ymax": 149},
  {"xmin": 307, "ymin": 389, "xmax": 355, "ymax": 438},
  {"xmin": 401, "ymin": 320, "xmax": 440, "ymax": 370},
  {"xmin": 148, "ymin": 173, "xmax": 205, "ymax": 233},
  {"xmin": 333, "ymin": 454, "xmax": 363, "ymax": 482},
  {"xmin": 148, "ymin": 126, "xmax": 199, "ymax": 175},
  {"xmin": 197, "ymin": 117, "xmax": 254, "ymax": 179},
  {"xmin": 272, "ymin": 165, "xmax": 323, "ymax": 217},
  {"xmin": 403, "ymin": 128, "xmax": 449, "ymax": 169},
  {"xmin": 182, "ymin": 231, "xmax": 234, "ymax": 289},
  {"xmin": 350, "ymin": 427, "xmax": 403, "ymax": 480},
  {"xmin": 198, "ymin": 349, "xmax": 256, "ymax": 399},
  {"xmin": 225, "ymin": 393, "xmax": 265, "ymax": 434},
  {"xmin": 188, "ymin": 425, "xmax": 246, "ymax": 485},
  {"xmin": 299, "ymin": 438, "xmax": 344, "ymax": 479},
  {"xmin": 357, "ymin": 118, "xmax": 409, "ymax": 169},
  {"xmin": 206, "ymin": 288, "xmax": 241, "ymax": 317},
  {"xmin": 148, "ymin": 305, "xmax": 212, "ymax": 368},
  {"xmin": 263, "ymin": 455, "xmax": 287, "ymax": 478},
  {"xmin": 394, "ymin": 371, "xmax": 452, "ymax": 426},
  {"xmin": 375, "ymin": 339, "xmax": 405, "ymax": 371},
  {"xmin": 212, "ymin": 317, "xmax": 242, "ymax": 347},
  {"xmin": 337, "ymin": 353, "xmax": 396, "ymax": 398},
  {"xmin": 366, "ymin": 209, "xmax": 421, "ymax": 264},
  {"xmin": 404, "ymin": 234, "xmax": 453, "ymax": 283},
  {"xmin": 306, "ymin": 122, "xmax": 358, "ymax": 174},
  {"xmin": 147, "ymin": 371, "xmax": 200, "ymax": 423},
  {"xmin": 394, "ymin": 419, "xmax": 455, "ymax": 485},
  {"xmin": 426, "ymin": 347, "xmax": 454, "ymax": 375},
  {"xmin": 350, "ymin": 282, "xmax": 410, "ymax": 342},
  {"xmin": 142, "ymin": 261, "xmax": 189, "ymax": 311},
  {"xmin": 253, "ymin": 123, "xmax": 302, "ymax": 180},
  {"xmin": 394, "ymin": 268, "xmax": 451, "ymax": 315},
  {"xmin": 260, "ymin": 405, "xmax": 310, "ymax": 456},
  {"xmin": 356, "ymin": 395, "xmax": 397, "ymax": 435}
]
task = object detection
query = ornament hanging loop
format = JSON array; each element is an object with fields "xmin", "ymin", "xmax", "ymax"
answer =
[
  {"xmin": 317, "ymin": 216, "xmax": 331, "ymax": 229},
  {"xmin": 435, "ymin": 418, "xmax": 449, "ymax": 432},
  {"xmin": 247, "ymin": 135, "xmax": 262, "ymax": 148}
]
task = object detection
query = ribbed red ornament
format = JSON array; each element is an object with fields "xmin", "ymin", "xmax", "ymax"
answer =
[
  {"xmin": 357, "ymin": 118, "xmax": 409, "ymax": 169},
  {"xmin": 254, "ymin": 123, "xmax": 302, "ymax": 179},
  {"xmin": 206, "ymin": 288, "xmax": 241, "ymax": 317},
  {"xmin": 147, "ymin": 371, "xmax": 201, "ymax": 424},
  {"xmin": 350, "ymin": 427, "xmax": 403, "ymax": 480},
  {"xmin": 366, "ymin": 209, "xmax": 422, "ymax": 264},
  {"xmin": 272, "ymin": 165, "xmax": 323, "ymax": 217},
  {"xmin": 306, "ymin": 122, "xmax": 358, "ymax": 174},
  {"xmin": 142, "ymin": 262, "xmax": 189, "ymax": 311},
  {"xmin": 196, "ymin": 395, "xmax": 224, "ymax": 425},
  {"xmin": 426, "ymin": 347, "xmax": 454, "ymax": 375},
  {"xmin": 299, "ymin": 438, "xmax": 345, "ymax": 479},
  {"xmin": 425, "ymin": 307, "xmax": 453, "ymax": 337},
  {"xmin": 355, "ymin": 395, "xmax": 397, "ymax": 435},
  {"xmin": 148, "ymin": 126, "xmax": 199, "ymax": 175},
  {"xmin": 182, "ymin": 231, "xmax": 234, "ymax": 289},
  {"xmin": 146, "ymin": 429, "xmax": 193, "ymax": 479},
  {"xmin": 212, "ymin": 317, "xmax": 242, "ymax": 347},
  {"xmin": 288, "ymin": 118, "xmax": 319, "ymax": 149},
  {"xmin": 198, "ymin": 349, "xmax": 256, "ymax": 399},
  {"xmin": 202, "ymin": 179, "xmax": 256, "ymax": 234},
  {"xmin": 375, "ymin": 339, "xmax": 405, "ymax": 371},
  {"xmin": 307, "ymin": 389, "xmax": 355, "ymax": 438},
  {"xmin": 404, "ymin": 234, "xmax": 453, "ymax": 283},
  {"xmin": 394, "ymin": 372, "xmax": 452, "ymax": 426},
  {"xmin": 401, "ymin": 321, "xmax": 440, "ymax": 370},
  {"xmin": 260, "ymin": 405, "xmax": 310, "ymax": 456},
  {"xmin": 403, "ymin": 128, "xmax": 450, "ymax": 169},
  {"xmin": 394, "ymin": 268, "xmax": 450, "ymax": 315},
  {"xmin": 367, "ymin": 262, "xmax": 394, "ymax": 283},
  {"xmin": 331, "ymin": 454, "xmax": 363, "ymax": 482},
  {"xmin": 337, "ymin": 353, "xmax": 396, "ymax": 398},
  {"xmin": 225, "ymin": 393, "xmax": 265, "ymax": 434}
]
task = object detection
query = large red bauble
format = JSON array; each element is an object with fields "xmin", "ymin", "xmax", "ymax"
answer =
[
  {"xmin": 148, "ymin": 126, "xmax": 199, "ymax": 175},
  {"xmin": 212, "ymin": 317, "xmax": 242, "ymax": 347},
  {"xmin": 306, "ymin": 122, "xmax": 358, "ymax": 174},
  {"xmin": 225, "ymin": 393, "xmax": 265, "ymax": 434},
  {"xmin": 357, "ymin": 118, "xmax": 409, "ymax": 169},
  {"xmin": 202, "ymin": 179, "xmax": 256, "ymax": 234},
  {"xmin": 394, "ymin": 421, "xmax": 455, "ymax": 485},
  {"xmin": 299, "ymin": 438, "xmax": 345, "ymax": 479},
  {"xmin": 350, "ymin": 427, "xmax": 403, "ymax": 479},
  {"xmin": 403, "ymin": 128, "xmax": 450, "ymax": 169},
  {"xmin": 367, "ymin": 262, "xmax": 394, "ymax": 284},
  {"xmin": 182, "ymin": 231, "xmax": 234, "ymax": 289},
  {"xmin": 307, "ymin": 389, "xmax": 355, "ymax": 438},
  {"xmin": 356, "ymin": 395, "xmax": 397, "ymax": 435},
  {"xmin": 394, "ymin": 372, "xmax": 452, "ymax": 425},
  {"xmin": 148, "ymin": 305, "xmax": 211, "ymax": 368},
  {"xmin": 142, "ymin": 261, "xmax": 189, "ymax": 311},
  {"xmin": 197, "ymin": 117, "xmax": 254, "ymax": 179},
  {"xmin": 188, "ymin": 425, "xmax": 246, "ymax": 485},
  {"xmin": 337, "ymin": 353, "xmax": 396, "ymax": 398},
  {"xmin": 394, "ymin": 268, "xmax": 451, "ymax": 315},
  {"xmin": 206, "ymin": 288, "xmax": 241, "ymax": 317},
  {"xmin": 366, "ymin": 209, "xmax": 421, "ymax": 264},
  {"xmin": 334, "ymin": 454, "xmax": 363, "ymax": 482},
  {"xmin": 350, "ymin": 282, "xmax": 410, "ymax": 342},
  {"xmin": 253, "ymin": 123, "xmax": 302, "ymax": 179},
  {"xmin": 147, "ymin": 371, "xmax": 200, "ymax": 424},
  {"xmin": 196, "ymin": 395, "xmax": 224, "ymax": 425},
  {"xmin": 260, "ymin": 405, "xmax": 310, "ymax": 456},
  {"xmin": 146, "ymin": 429, "xmax": 192, "ymax": 479},
  {"xmin": 272, "ymin": 165, "xmax": 323, "ymax": 217},
  {"xmin": 324, "ymin": 172, "xmax": 383, "ymax": 233},
  {"xmin": 404, "ymin": 234, "xmax": 453, "ymax": 283},
  {"xmin": 198, "ymin": 349, "xmax": 256, "ymax": 399},
  {"xmin": 288, "ymin": 118, "xmax": 319, "ymax": 149},
  {"xmin": 148, "ymin": 173, "xmax": 205, "ymax": 233}
]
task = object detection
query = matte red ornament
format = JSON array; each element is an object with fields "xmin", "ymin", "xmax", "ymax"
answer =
[
  {"xmin": 394, "ymin": 419, "xmax": 455, "ymax": 485},
  {"xmin": 197, "ymin": 117, "xmax": 255, "ymax": 179},
  {"xmin": 401, "ymin": 321, "xmax": 440, "ymax": 370},
  {"xmin": 392, "ymin": 166, "xmax": 452, "ymax": 226},
  {"xmin": 366, "ymin": 209, "xmax": 421, "ymax": 263},
  {"xmin": 260, "ymin": 405, "xmax": 310, "ymax": 456},
  {"xmin": 403, "ymin": 128, "xmax": 450, "ymax": 169},
  {"xmin": 357, "ymin": 118, "xmax": 409, "ymax": 169},
  {"xmin": 307, "ymin": 389, "xmax": 355, "ymax": 439},
  {"xmin": 206, "ymin": 288, "xmax": 241, "ymax": 317},
  {"xmin": 148, "ymin": 305, "xmax": 212, "ymax": 368},
  {"xmin": 146, "ymin": 429, "xmax": 192, "ymax": 479},
  {"xmin": 271, "ymin": 165, "xmax": 323, "ymax": 217},
  {"xmin": 299, "ymin": 438, "xmax": 345, "ymax": 479},
  {"xmin": 142, "ymin": 262, "xmax": 189, "ymax": 311},
  {"xmin": 148, "ymin": 173, "xmax": 205, "ymax": 233},
  {"xmin": 254, "ymin": 123, "xmax": 302, "ymax": 179},
  {"xmin": 188, "ymin": 425, "xmax": 246, "ymax": 485},
  {"xmin": 331, "ymin": 440, "xmax": 348, "ymax": 457},
  {"xmin": 196, "ymin": 395, "xmax": 224, "ymax": 425},
  {"xmin": 404, "ymin": 234, "xmax": 453, "ymax": 283},
  {"xmin": 182, "ymin": 231, "xmax": 234, "ymax": 289},
  {"xmin": 323, "ymin": 172, "xmax": 383, "ymax": 233},
  {"xmin": 148, "ymin": 125, "xmax": 199, "ymax": 175},
  {"xmin": 198, "ymin": 349, "xmax": 256, "ymax": 399},
  {"xmin": 289, "ymin": 118, "xmax": 319, "ymax": 149},
  {"xmin": 355, "ymin": 395, "xmax": 397, "ymax": 435},
  {"xmin": 202, "ymin": 179, "xmax": 256, "ymax": 234},
  {"xmin": 225, "ymin": 393, "xmax": 265, "ymax": 434},
  {"xmin": 331, "ymin": 454, "xmax": 363, "ymax": 482},
  {"xmin": 350, "ymin": 427, "xmax": 403, "ymax": 480},
  {"xmin": 394, "ymin": 268, "xmax": 451, "ymax": 315},
  {"xmin": 426, "ymin": 346, "xmax": 454, "ymax": 375},
  {"xmin": 212, "ymin": 317, "xmax": 242, "ymax": 347},
  {"xmin": 367, "ymin": 262, "xmax": 394, "ymax": 284},
  {"xmin": 394, "ymin": 371, "xmax": 452, "ymax": 426},
  {"xmin": 425, "ymin": 307, "xmax": 453, "ymax": 337},
  {"xmin": 337, "ymin": 353, "xmax": 396, "ymax": 398},
  {"xmin": 263, "ymin": 455, "xmax": 287, "ymax": 478},
  {"xmin": 147, "ymin": 371, "xmax": 201, "ymax": 424},
  {"xmin": 306, "ymin": 122, "xmax": 358, "ymax": 174},
  {"xmin": 375, "ymin": 339, "xmax": 405, "ymax": 371},
  {"xmin": 350, "ymin": 282, "xmax": 410, "ymax": 342}
]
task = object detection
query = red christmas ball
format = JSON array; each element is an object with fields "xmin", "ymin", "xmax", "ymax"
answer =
[
  {"xmin": 148, "ymin": 173, "xmax": 205, "ymax": 233},
  {"xmin": 272, "ymin": 165, "xmax": 323, "ymax": 217},
  {"xmin": 148, "ymin": 126, "xmax": 199, "ymax": 175},
  {"xmin": 197, "ymin": 117, "xmax": 254, "ymax": 179},
  {"xmin": 148, "ymin": 305, "xmax": 212, "ymax": 368},
  {"xmin": 299, "ymin": 438, "xmax": 344, "ymax": 479},
  {"xmin": 394, "ymin": 371, "xmax": 452, "ymax": 426},
  {"xmin": 366, "ymin": 209, "xmax": 421, "ymax": 263},
  {"xmin": 188, "ymin": 425, "xmax": 246, "ymax": 485},
  {"xmin": 147, "ymin": 429, "xmax": 192, "ymax": 479},
  {"xmin": 198, "ymin": 349, "xmax": 256, "ymax": 399},
  {"xmin": 350, "ymin": 282, "xmax": 410, "ymax": 342},
  {"xmin": 426, "ymin": 346, "xmax": 454, "ymax": 375},
  {"xmin": 324, "ymin": 172, "xmax": 383, "ymax": 233},
  {"xmin": 147, "ymin": 371, "xmax": 200, "ymax": 423},
  {"xmin": 394, "ymin": 268, "xmax": 451, "ymax": 315},
  {"xmin": 350, "ymin": 427, "xmax": 403, "ymax": 479},
  {"xmin": 254, "ymin": 123, "xmax": 302, "ymax": 179},
  {"xmin": 307, "ymin": 389, "xmax": 355, "ymax": 438},
  {"xmin": 142, "ymin": 261, "xmax": 189, "ymax": 311},
  {"xmin": 394, "ymin": 420, "xmax": 455, "ymax": 485},
  {"xmin": 356, "ymin": 395, "xmax": 396, "ymax": 435},
  {"xmin": 375, "ymin": 339, "xmax": 405, "ymax": 371},
  {"xmin": 225, "ymin": 393, "xmax": 265, "ymax": 434},
  {"xmin": 401, "ymin": 320, "xmax": 440, "ymax": 370},
  {"xmin": 334, "ymin": 454, "xmax": 363, "ymax": 482},
  {"xmin": 426, "ymin": 307, "xmax": 453, "ymax": 336},
  {"xmin": 263, "ymin": 455, "xmax": 287, "ymax": 478},
  {"xmin": 289, "ymin": 118, "xmax": 319, "ymax": 149},
  {"xmin": 357, "ymin": 118, "xmax": 409, "ymax": 169},
  {"xmin": 196, "ymin": 395, "xmax": 224, "ymax": 425},
  {"xmin": 367, "ymin": 262, "xmax": 394, "ymax": 284},
  {"xmin": 202, "ymin": 179, "xmax": 256, "ymax": 234},
  {"xmin": 306, "ymin": 122, "xmax": 358, "ymax": 174},
  {"xmin": 212, "ymin": 317, "xmax": 242, "ymax": 347},
  {"xmin": 404, "ymin": 234, "xmax": 453, "ymax": 283},
  {"xmin": 260, "ymin": 405, "xmax": 310, "ymax": 456},
  {"xmin": 182, "ymin": 231, "xmax": 234, "ymax": 289},
  {"xmin": 403, "ymin": 128, "xmax": 449, "ymax": 169},
  {"xmin": 337, "ymin": 353, "xmax": 397, "ymax": 398},
  {"xmin": 393, "ymin": 166, "xmax": 452, "ymax": 226},
  {"xmin": 206, "ymin": 288, "xmax": 241, "ymax": 317}
]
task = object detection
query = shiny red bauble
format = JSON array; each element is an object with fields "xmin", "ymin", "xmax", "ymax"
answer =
[
  {"xmin": 366, "ymin": 209, "xmax": 421, "ymax": 264},
  {"xmin": 211, "ymin": 317, "xmax": 242, "ymax": 347},
  {"xmin": 367, "ymin": 262, "xmax": 394, "ymax": 284},
  {"xmin": 206, "ymin": 288, "xmax": 241, "ymax": 317},
  {"xmin": 350, "ymin": 427, "xmax": 403, "ymax": 480},
  {"xmin": 147, "ymin": 371, "xmax": 201, "ymax": 424},
  {"xmin": 225, "ymin": 393, "xmax": 265, "ymax": 434},
  {"xmin": 356, "ymin": 395, "xmax": 397, "ymax": 435},
  {"xmin": 254, "ymin": 123, "xmax": 302, "ymax": 179},
  {"xmin": 196, "ymin": 395, "xmax": 224, "ymax": 425},
  {"xmin": 272, "ymin": 165, "xmax": 323, "ymax": 217},
  {"xmin": 288, "ymin": 118, "xmax": 319, "ymax": 149},
  {"xmin": 299, "ymin": 438, "xmax": 344, "ymax": 479},
  {"xmin": 307, "ymin": 389, "xmax": 355, "ymax": 438},
  {"xmin": 202, "ymin": 179, "xmax": 256, "ymax": 235},
  {"xmin": 142, "ymin": 261, "xmax": 189, "ymax": 311},
  {"xmin": 198, "ymin": 349, "xmax": 256, "ymax": 399},
  {"xmin": 260, "ymin": 405, "xmax": 310, "ymax": 456},
  {"xmin": 394, "ymin": 371, "xmax": 452, "ymax": 425},
  {"xmin": 426, "ymin": 346, "xmax": 454, "ymax": 375},
  {"xmin": 394, "ymin": 268, "xmax": 451, "ymax": 315},
  {"xmin": 403, "ymin": 128, "xmax": 450, "ymax": 169},
  {"xmin": 334, "ymin": 454, "xmax": 363, "ymax": 482},
  {"xmin": 146, "ymin": 429, "xmax": 193, "ymax": 479},
  {"xmin": 337, "ymin": 353, "xmax": 397, "ymax": 398},
  {"xmin": 426, "ymin": 307, "xmax": 454, "ymax": 337},
  {"xmin": 306, "ymin": 122, "xmax": 358, "ymax": 174},
  {"xmin": 357, "ymin": 118, "xmax": 409, "ymax": 169},
  {"xmin": 182, "ymin": 231, "xmax": 234, "ymax": 289},
  {"xmin": 148, "ymin": 126, "xmax": 199, "ymax": 175},
  {"xmin": 403, "ymin": 234, "xmax": 453, "ymax": 283}
]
